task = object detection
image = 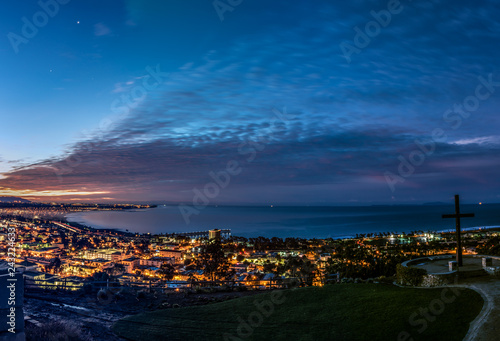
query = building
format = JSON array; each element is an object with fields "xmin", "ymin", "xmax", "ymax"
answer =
[
  {"xmin": 84, "ymin": 249, "xmax": 123, "ymax": 262},
  {"xmin": 15, "ymin": 260, "xmax": 40, "ymax": 273},
  {"xmin": 209, "ymin": 229, "xmax": 221, "ymax": 240},
  {"xmin": 139, "ymin": 257, "xmax": 170, "ymax": 268},
  {"xmin": 157, "ymin": 250, "xmax": 182, "ymax": 261},
  {"xmin": 121, "ymin": 257, "xmax": 140, "ymax": 273}
]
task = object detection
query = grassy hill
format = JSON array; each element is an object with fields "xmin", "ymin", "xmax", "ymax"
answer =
[{"xmin": 113, "ymin": 284, "xmax": 483, "ymax": 341}]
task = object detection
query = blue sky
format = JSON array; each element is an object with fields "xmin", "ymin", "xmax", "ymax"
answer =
[{"xmin": 1, "ymin": 0, "xmax": 499, "ymax": 204}]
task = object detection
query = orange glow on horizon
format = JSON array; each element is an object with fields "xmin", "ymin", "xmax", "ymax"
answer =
[{"xmin": 0, "ymin": 188, "xmax": 110, "ymax": 198}]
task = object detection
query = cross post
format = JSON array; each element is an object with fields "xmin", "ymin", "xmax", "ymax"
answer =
[{"xmin": 442, "ymin": 195, "xmax": 474, "ymax": 267}]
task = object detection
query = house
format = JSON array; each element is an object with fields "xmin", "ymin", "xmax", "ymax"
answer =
[
  {"xmin": 231, "ymin": 263, "xmax": 247, "ymax": 273},
  {"xmin": 86, "ymin": 258, "xmax": 113, "ymax": 270},
  {"xmin": 51, "ymin": 243, "xmax": 65, "ymax": 249},
  {"xmin": 84, "ymin": 248, "xmax": 123, "ymax": 262},
  {"xmin": 247, "ymin": 263, "xmax": 257, "ymax": 271},
  {"xmin": 26, "ymin": 257, "xmax": 52, "ymax": 270},
  {"xmin": 163, "ymin": 243, "xmax": 180, "ymax": 250},
  {"xmin": 15, "ymin": 260, "xmax": 40, "ymax": 273},
  {"xmin": 121, "ymin": 257, "xmax": 140, "ymax": 273},
  {"xmin": 157, "ymin": 249, "xmax": 182, "ymax": 261},
  {"xmin": 319, "ymin": 253, "xmax": 331, "ymax": 262},
  {"xmin": 63, "ymin": 263, "xmax": 98, "ymax": 277},
  {"xmin": 29, "ymin": 247, "xmax": 59, "ymax": 258},
  {"xmin": 23, "ymin": 271, "xmax": 46, "ymax": 281},
  {"xmin": 262, "ymin": 273, "xmax": 275, "ymax": 281},
  {"xmin": 143, "ymin": 267, "xmax": 160, "ymax": 277},
  {"xmin": 140, "ymin": 256, "xmax": 173, "ymax": 268}
]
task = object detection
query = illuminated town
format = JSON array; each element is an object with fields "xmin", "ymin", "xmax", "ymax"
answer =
[
  {"xmin": 2, "ymin": 1, "xmax": 500, "ymax": 339},
  {"xmin": 2, "ymin": 203, "xmax": 499, "ymax": 292}
]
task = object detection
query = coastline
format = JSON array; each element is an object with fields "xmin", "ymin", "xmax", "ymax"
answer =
[
  {"xmin": 437, "ymin": 226, "xmax": 500, "ymax": 234},
  {"xmin": 63, "ymin": 204, "xmax": 500, "ymax": 239}
]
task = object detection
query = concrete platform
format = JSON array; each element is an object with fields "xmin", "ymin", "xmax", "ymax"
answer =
[{"xmin": 412, "ymin": 256, "xmax": 500, "ymax": 275}]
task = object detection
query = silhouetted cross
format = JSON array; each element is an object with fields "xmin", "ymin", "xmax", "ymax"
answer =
[{"xmin": 442, "ymin": 195, "xmax": 475, "ymax": 267}]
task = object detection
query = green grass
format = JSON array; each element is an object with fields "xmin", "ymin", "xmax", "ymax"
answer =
[{"xmin": 113, "ymin": 284, "xmax": 483, "ymax": 341}]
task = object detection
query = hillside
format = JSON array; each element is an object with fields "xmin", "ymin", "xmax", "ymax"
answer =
[{"xmin": 113, "ymin": 284, "xmax": 483, "ymax": 341}]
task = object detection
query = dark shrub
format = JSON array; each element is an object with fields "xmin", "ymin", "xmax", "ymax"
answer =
[{"xmin": 396, "ymin": 264, "xmax": 427, "ymax": 286}]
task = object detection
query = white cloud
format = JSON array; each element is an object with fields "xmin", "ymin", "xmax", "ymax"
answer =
[{"xmin": 452, "ymin": 136, "xmax": 500, "ymax": 145}]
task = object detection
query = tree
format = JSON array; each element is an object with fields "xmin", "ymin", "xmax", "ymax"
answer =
[
  {"xmin": 158, "ymin": 263, "xmax": 175, "ymax": 281},
  {"xmin": 49, "ymin": 257, "xmax": 62, "ymax": 274},
  {"xmin": 107, "ymin": 263, "xmax": 125, "ymax": 277},
  {"xmin": 263, "ymin": 262, "xmax": 275, "ymax": 273},
  {"xmin": 298, "ymin": 260, "xmax": 316, "ymax": 286},
  {"xmin": 196, "ymin": 239, "xmax": 230, "ymax": 282},
  {"xmin": 92, "ymin": 271, "xmax": 110, "ymax": 282}
]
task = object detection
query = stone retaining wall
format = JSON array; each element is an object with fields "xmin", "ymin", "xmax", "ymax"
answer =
[
  {"xmin": 484, "ymin": 266, "xmax": 500, "ymax": 277},
  {"xmin": 400, "ymin": 255, "xmax": 500, "ymax": 287}
]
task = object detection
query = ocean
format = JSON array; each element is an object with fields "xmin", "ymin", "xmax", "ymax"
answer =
[{"xmin": 65, "ymin": 204, "xmax": 500, "ymax": 239}]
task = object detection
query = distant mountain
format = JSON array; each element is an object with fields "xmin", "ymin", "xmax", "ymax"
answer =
[{"xmin": 0, "ymin": 196, "xmax": 31, "ymax": 203}]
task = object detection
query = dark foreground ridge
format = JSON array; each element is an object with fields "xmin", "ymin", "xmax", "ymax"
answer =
[{"xmin": 113, "ymin": 284, "xmax": 482, "ymax": 341}]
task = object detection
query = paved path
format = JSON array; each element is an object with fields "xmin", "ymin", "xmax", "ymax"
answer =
[{"xmin": 462, "ymin": 277, "xmax": 500, "ymax": 341}]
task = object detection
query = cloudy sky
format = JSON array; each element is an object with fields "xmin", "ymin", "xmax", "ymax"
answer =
[{"xmin": 0, "ymin": 0, "xmax": 499, "ymax": 204}]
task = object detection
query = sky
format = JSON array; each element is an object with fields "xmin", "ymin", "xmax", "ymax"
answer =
[{"xmin": 0, "ymin": 0, "xmax": 499, "ymax": 205}]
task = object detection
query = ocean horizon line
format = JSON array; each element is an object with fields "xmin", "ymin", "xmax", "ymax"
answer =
[{"xmin": 65, "ymin": 204, "xmax": 500, "ymax": 239}]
